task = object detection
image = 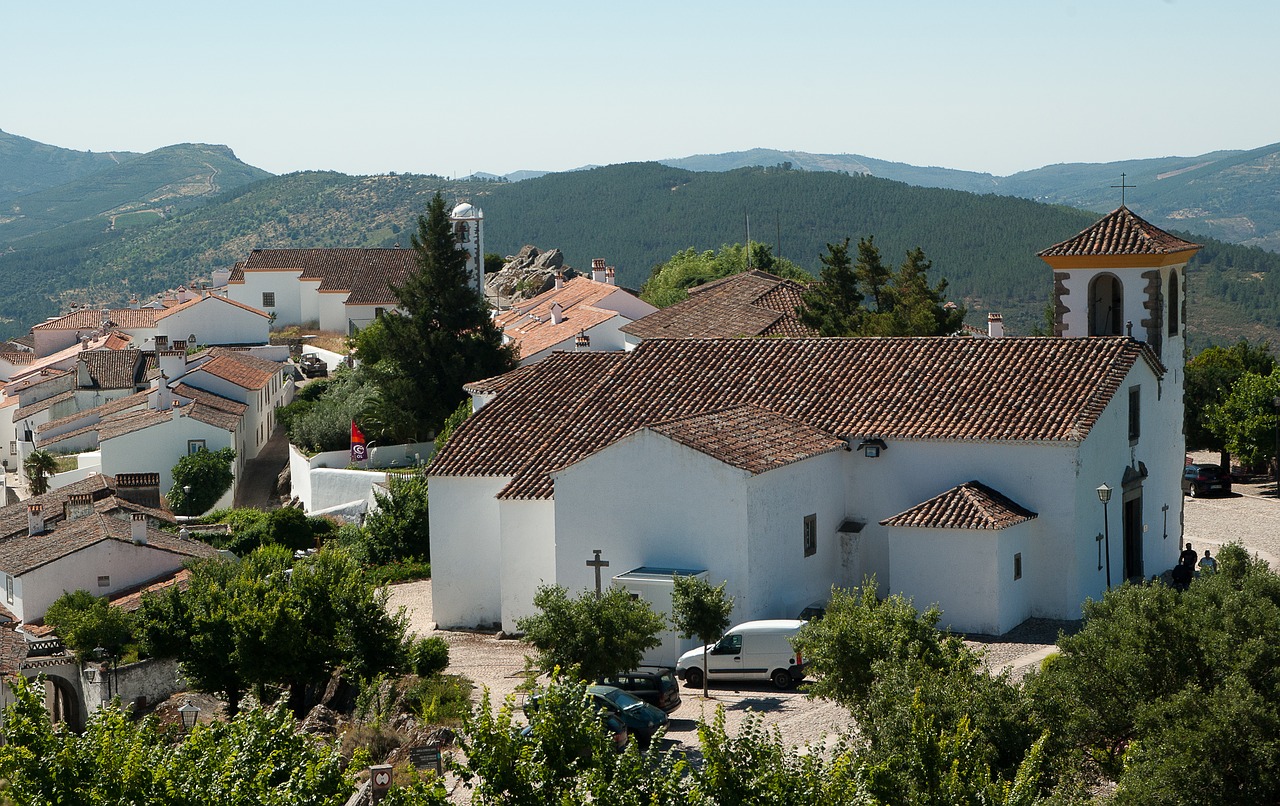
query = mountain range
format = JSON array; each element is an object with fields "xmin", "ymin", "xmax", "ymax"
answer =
[{"xmin": 1, "ymin": 130, "xmax": 1279, "ymax": 349}]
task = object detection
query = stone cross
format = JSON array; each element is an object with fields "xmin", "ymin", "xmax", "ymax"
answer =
[{"xmin": 586, "ymin": 549, "xmax": 610, "ymax": 597}]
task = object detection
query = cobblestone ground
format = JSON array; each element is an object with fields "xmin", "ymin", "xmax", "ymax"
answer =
[{"xmin": 385, "ymin": 456, "xmax": 1280, "ymax": 785}]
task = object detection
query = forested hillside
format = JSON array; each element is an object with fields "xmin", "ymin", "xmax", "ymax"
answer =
[
  {"xmin": 0, "ymin": 129, "xmax": 140, "ymax": 203},
  {"xmin": 0, "ymin": 162, "xmax": 1277, "ymax": 350}
]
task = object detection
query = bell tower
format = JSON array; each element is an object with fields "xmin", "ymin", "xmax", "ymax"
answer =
[
  {"xmin": 449, "ymin": 201, "xmax": 485, "ymax": 294},
  {"xmin": 1038, "ymin": 205, "xmax": 1199, "ymax": 368}
]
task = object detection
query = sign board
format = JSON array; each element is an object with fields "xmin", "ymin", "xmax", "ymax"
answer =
[
  {"xmin": 370, "ymin": 764, "xmax": 393, "ymax": 790},
  {"xmin": 409, "ymin": 743, "xmax": 443, "ymax": 774}
]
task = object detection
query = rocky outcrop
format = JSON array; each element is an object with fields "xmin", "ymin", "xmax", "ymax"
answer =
[{"xmin": 485, "ymin": 246, "xmax": 578, "ymax": 306}]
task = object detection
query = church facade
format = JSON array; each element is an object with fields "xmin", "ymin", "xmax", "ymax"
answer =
[{"xmin": 428, "ymin": 208, "xmax": 1198, "ymax": 652}]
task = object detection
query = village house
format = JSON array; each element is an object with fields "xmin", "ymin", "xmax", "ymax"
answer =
[
  {"xmin": 496, "ymin": 261, "xmax": 658, "ymax": 365},
  {"xmin": 429, "ymin": 207, "xmax": 1196, "ymax": 657}
]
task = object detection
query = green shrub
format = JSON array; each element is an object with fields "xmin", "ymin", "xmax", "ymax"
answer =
[
  {"xmin": 403, "ymin": 674, "xmax": 472, "ymax": 726},
  {"xmin": 411, "ymin": 637, "xmax": 449, "ymax": 677},
  {"xmin": 365, "ymin": 558, "xmax": 431, "ymax": 585}
]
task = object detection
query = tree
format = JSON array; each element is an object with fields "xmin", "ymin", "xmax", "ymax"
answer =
[
  {"xmin": 1204, "ymin": 367, "xmax": 1280, "ymax": 469},
  {"xmin": 854, "ymin": 236, "xmax": 892, "ymax": 316},
  {"xmin": 669, "ymin": 575, "xmax": 734, "ymax": 698},
  {"xmin": 886, "ymin": 246, "xmax": 966, "ymax": 336},
  {"xmin": 168, "ymin": 447, "xmax": 235, "ymax": 516},
  {"xmin": 640, "ymin": 243, "xmax": 813, "ymax": 308},
  {"xmin": 516, "ymin": 584, "xmax": 665, "ymax": 681},
  {"xmin": 22, "ymin": 449, "xmax": 58, "ymax": 496},
  {"xmin": 363, "ymin": 470, "xmax": 430, "ymax": 563},
  {"xmin": 140, "ymin": 545, "xmax": 410, "ymax": 717},
  {"xmin": 43, "ymin": 589, "xmax": 135, "ymax": 661},
  {"xmin": 798, "ymin": 238, "xmax": 863, "ymax": 336},
  {"xmin": 1185, "ymin": 340, "xmax": 1275, "ymax": 460},
  {"xmin": 354, "ymin": 192, "xmax": 515, "ymax": 442}
]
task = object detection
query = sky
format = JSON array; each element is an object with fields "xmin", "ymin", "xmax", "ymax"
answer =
[{"xmin": 3, "ymin": 1, "xmax": 1277, "ymax": 179}]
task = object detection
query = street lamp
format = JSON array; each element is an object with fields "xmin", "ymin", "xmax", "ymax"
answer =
[
  {"xmin": 178, "ymin": 699, "xmax": 200, "ymax": 733},
  {"xmin": 1272, "ymin": 396, "xmax": 1280, "ymax": 496},
  {"xmin": 93, "ymin": 646, "xmax": 118, "ymax": 699},
  {"xmin": 182, "ymin": 485, "xmax": 191, "ymax": 519},
  {"xmin": 1097, "ymin": 483, "xmax": 1113, "ymax": 590}
]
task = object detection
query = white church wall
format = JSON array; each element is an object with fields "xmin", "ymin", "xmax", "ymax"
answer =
[
  {"xmin": 551, "ymin": 429, "xmax": 751, "ymax": 620},
  {"xmin": 316, "ymin": 292, "xmax": 348, "ymax": 333},
  {"xmin": 498, "ymin": 498, "xmax": 557, "ymax": 632},
  {"xmin": 430, "ymin": 475, "xmax": 511, "ymax": 629},
  {"xmin": 597, "ymin": 289, "xmax": 658, "ymax": 321},
  {"xmin": 228, "ymin": 271, "xmax": 303, "ymax": 327},
  {"xmin": 160, "ymin": 298, "xmax": 269, "ymax": 347},
  {"xmin": 743, "ymin": 450, "xmax": 846, "ymax": 621}
]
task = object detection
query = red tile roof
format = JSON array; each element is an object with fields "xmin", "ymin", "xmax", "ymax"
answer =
[
  {"xmin": 880, "ymin": 481, "xmax": 1038, "ymax": 530},
  {"xmin": 0, "ymin": 513, "xmax": 217, "ymax": 577},
  {"xmin": 0, "ymin": 628, "xmax": 26, "ymax": 675},
  {"xmin": 79, "ymin": 350, "xmax": 146, "ymax": 389},
  {"xmin": 648, "ymin": 405, "xmax": 847, "ymax": 474},
  {"xmin": 0, "ymin": 474, "xmax": 173, "ymax": 541},
  {"xmin": 1038, "ymin": 206, "xmax": 1200, "ymax": 258},
  {"xmin": 620, "ymin": 270, "xmax": 816, "ymax": 339},
  {"xmin": 33, "ymin": 308, "xmax": 159, "ymax": 331},
  {"xmin": 239, "ymin": 248, "xmax": 420, "ymax": 297},
  {"xmin": 37, "ymin": 390, "xmax": 151, "ymax": 435},
  {"xmin": 432, "ymin": 336, "xmax": 1158, "ymax": 500},
  {"xmin": 496, "ymin": 277, "xmax": 634, "ymax": 359},
  {"xmin": 194, "ymin": 348, "xmax": 282, "ymax": 391}
]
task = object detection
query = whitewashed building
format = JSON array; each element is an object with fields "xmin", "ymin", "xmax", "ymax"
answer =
[{"xmin": 429, "ymin": 207, "xmax": 1197, "ymax": 647}]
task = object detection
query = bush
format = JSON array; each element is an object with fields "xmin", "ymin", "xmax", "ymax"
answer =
[
  {"xmin": 169, "ymin": 448, "xmax": 235, "ymax": 516},
  {"xmin": 403, "ymin": 674, "xmax": 472, "ymax": 726},
  {"xmin": 364, "ymin": 558, "xmax": 431, "ymax": 586},
  {"xmin": 411, "ymin": 637, "xmax": 449, "ymax": 677}
]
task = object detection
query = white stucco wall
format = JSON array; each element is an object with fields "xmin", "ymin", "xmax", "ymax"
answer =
[
  {"xmin": 227, "ymin": 271, "xmax": 304, "ymax": 326},
  {"xmin": 597, "ymin": 288, "xmax": 658, "ymax": 321},
  {"xmin": 498, "ymin": 498, "xmax": 557, "ymax": 632},
  {"xmin": 160, "ymin": 298, "xmax": 270, "ymax": 347},
  {"xmin": 101, "ymin": 414, "xmax": 233, "ymax": 501},
  {"xmin": 317, "ymin": 291, "xmax": 348, "ymax": 333},
  {"xmin": 430, "ymin": 475, "xmax": 511, "ymax": 629}
]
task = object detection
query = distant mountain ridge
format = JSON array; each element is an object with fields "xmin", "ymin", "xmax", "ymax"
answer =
[{"xmin": 0, "ymin": 129, "xmax": 141, "ymax": 203}]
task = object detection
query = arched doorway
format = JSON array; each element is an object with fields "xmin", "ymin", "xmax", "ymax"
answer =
[
  {"xmin": 39, "ymin": 673, "xmax": 84, "ymax": 732},
  {"xmin": 1089, "ymin": 273, "xmax": 1124, "ymax": 336}
]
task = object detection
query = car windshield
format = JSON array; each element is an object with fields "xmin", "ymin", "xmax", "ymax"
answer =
[{"xmin": 598, "ymin": 688, "xmax": 645, "ymax": 710}]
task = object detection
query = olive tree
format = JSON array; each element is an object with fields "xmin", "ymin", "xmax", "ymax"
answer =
[
  {"xmin": 517, "ymin": 584, "xmax": 665, "ymax": 681},
  {"xmin": 669, "ymin": 574, "xmax": 734, "ymax": 698}
]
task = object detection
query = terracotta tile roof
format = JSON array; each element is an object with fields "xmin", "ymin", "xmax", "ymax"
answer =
[
  {"xmin": 0, "ymin": 513, "xmax": 216, "ymax": 577},
  {"xmin": 37, "ymin": 391, "xmax": 150, "ymax": 435},
  {"xmin": 0, "ymin": 351, "xmax": 36, "ymax": 366},
  {"xmin": 880, "ymin": 481, "xmax": 1038, "ymax": 530},
  {"xmin": 194, "ymin": 348, "xmax": 283, "ymax": 391},
  {"xmin": 6, "ymin": 368, "xmax": 71, "ymax": 395},
  {"xmin": 174, "ymin": 383, "xmax": 249, "ymax": 417},
  {"xmin": 80, "ymin": 350, "xmax": 146, "ymax": 389},
  {"xmin": 647, "ymin": 405, "xmax": 846, "ymax": 474},
  {"xmin": 1038, "ymin": 206, "xmax": 1200, "ymax": 258},
  {"xmin": 14, "ymin": 389, "xmax": 74, "ymax": 420},
  {"xmin": 494, "ymin": 276, "xmax": 645, "ymax": 359},
  {"xmin": 108, "ymin": 568, "xmax": 193, "ymax": 612},
  {"xmin": 621, "ymin": 270, "xmax": 816, "ymax": 339},
  {"xmin": 240, "ymin": 248, "xmax": 419, "ymax": 295},
  {"xmin": 0, "ymin": 601, "xmax": 15, "ymax": 625},
  {"xmin": 152, "ymin": 293, "xmax": 270, "ymax": 322},
  {"xmin": 431, "ymin": 336, "xmax": 1157, "ymax": 500},
  {"xmin": 32, "ymin": 308, "xmax": 159, "ymax": 331},
  {"xmin": 40, "ymin": 407, "xmax": 180, "ymax": 448},
  {"xmin": 0, "ymin": 628, "xmax": 26, "ymax": 675},
  {"xmin": 463, "ymin": 363, "xmax": 546, "ymax": 396},
  {"xmin": 0, "ymin": 475, "xmax": 132, "ymax": 540}
]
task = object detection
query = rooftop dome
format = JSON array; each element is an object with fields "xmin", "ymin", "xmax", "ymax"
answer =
[{"xmin": 451, "ymin": 202, "xmax": 483, "ymax": 219}]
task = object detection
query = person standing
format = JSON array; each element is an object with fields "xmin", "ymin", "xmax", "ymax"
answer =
[
  {"xmin": 1180, "ymin": 542, "xmax": 1199, "ymax": 568},
  {"xmin": 1198, "ymin": 549, "xmax": 1218, "ymax": 574}
]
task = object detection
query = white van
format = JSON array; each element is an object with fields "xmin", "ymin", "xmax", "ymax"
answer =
[{"xmin": 675, "ymin": 619, "xmax": 806, "ymax": 690}]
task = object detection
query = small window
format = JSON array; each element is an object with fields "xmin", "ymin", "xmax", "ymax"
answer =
[
  {"xmin": 187, "ymin": 440, "xmax": 206, "ymax": 455},
  {"xmin": 8, "ymin": 441, "xmax": 14, "ymax": 455},
  {"xmin": 97, "ymin": 575, "xmax": 110, "ymax": 588},
  {"xmin": 5, "ymin": 575, "xmax": 12, "ymax": 604},
  {"xmin": 1014, "ymin": 553, "xmax": 1023, "ymax": 581},
  {"xmin": 803, "ymin": 514, "xmax": 817, "ymax": 557},
  {"xmin": 262, "ymin": 292, "xmax": 276, "ymax": 308},
  {"xmin": 375, "ymin": 307, "xmax": 386, "ymax": 319},
  {"xmin": 1129, "ymin": 387, "xmax": 1141, "ymax": 442},
  {"xmin": 1167, "ymin": 272, "xmax": 1179, "ymax": 336}
]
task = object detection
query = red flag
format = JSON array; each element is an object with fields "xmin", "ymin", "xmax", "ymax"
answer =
[{"xmin": 350, "ymin": 421, "xmax": 368, "ymax": 463}]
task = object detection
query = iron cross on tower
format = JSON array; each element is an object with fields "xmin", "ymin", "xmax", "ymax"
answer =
[
  {"xmin": 1112, "ymin": 172, "xmax": 1136, "ymax": 206},
  {"xmin": 586, "ymin": 549, "xmax": 610, "ymax": 598}
]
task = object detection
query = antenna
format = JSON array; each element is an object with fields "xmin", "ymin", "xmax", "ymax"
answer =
[
  {"xmin": 1111, "ymin": 172, "xmax": 1136, "ymax": 207},
  {"xmin": 745, "ymin": 213, "xmax": 751, "ymax": 269}
]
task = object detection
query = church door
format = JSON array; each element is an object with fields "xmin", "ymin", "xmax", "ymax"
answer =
[{"xmin": 1122, "ymin": 494, "xmax": 1143, "ymax": 582}]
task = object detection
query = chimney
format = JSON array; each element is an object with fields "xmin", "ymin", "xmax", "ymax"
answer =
[
  {"xmin": 153, "ymin": 374, "xmax": 173, "ymax": 411},
  {"xmin": 128, "ymin": 297, "xmax": 140, "ymax": 310},
  {"xmin": 987, "ymin": 312, "xmax": 1004, "ymax": 339},
  {"xmin": 575, "ymin": 331, "xmax": 590, "ymax": 350},
  {"xmin": 65, "ymin": 493, "xmax": 94, "ymax": 521},
  {"xmin": 158, "ymin": 349, "xmax": 186, "ymax": 380},
  {"xmin": 550, "ymin": 302, "xmax": 564, "ymax": 325},
  {"xmin": 591, "ymin": 258, "xmax": 606, "ymax": 283},
  {"xmin": 27, "ymin": 503, "xmax": 44, "ymax": 536},
  {"xmin": 605, "ymin": 266, "xmax": 616, "ymax": 286},
  {"xmin": 554, "ymin": 270, "xmax": 564, "ymax": 290},
  {"xmin": 131, "ymin": 512, "xmax": 148, "ymax": 545}
]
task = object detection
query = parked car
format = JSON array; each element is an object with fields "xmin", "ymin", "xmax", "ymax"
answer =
[
  {"xmin": 797, "ymin": 601, "xmax": 826, "ymax": 621},
  {"xmin": 298, "ymin": 353, "xmax": 328, "ymax": 378},
  {"xmin": 522, "ymin": 711, "xmax": 629, "ymax": 752},
  {"xmin": 1183, "ymin": 463, "xmax": 1231, "ymax": 497},
  {"xmin": 524, "ymin": 684, "xmax": 668, "ymax": 749},
  {"xmin": 597, "ymin": 667, "xmax": 682, "ymax": 713},
  {"xmin": 676, "ymin": 619, "xmax": 807, "ymax": 690}
]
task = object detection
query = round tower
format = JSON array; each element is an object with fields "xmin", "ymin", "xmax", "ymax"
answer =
[{"xmin": 449, "ymin": 201, "xmax": 485, "ymax": 294}]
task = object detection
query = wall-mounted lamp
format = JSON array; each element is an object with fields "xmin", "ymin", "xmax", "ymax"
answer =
[{"xmin": 856, "ymin": 439, "xmax": 887, "ymax": 458}]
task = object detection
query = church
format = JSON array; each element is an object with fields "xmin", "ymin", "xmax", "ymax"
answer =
[{"xmin": 428, "ymin": 207, "xmax": 1198, "ymax": 651}]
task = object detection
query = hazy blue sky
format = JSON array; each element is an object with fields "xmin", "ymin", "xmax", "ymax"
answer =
[{"xmin": 4, "ymin": 1, "xmax": 1275, "ymax": 178}]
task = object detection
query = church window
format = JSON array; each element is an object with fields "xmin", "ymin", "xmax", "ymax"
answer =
[
  {"xmin": 5, "ymin": 575, "xmax": 11, "ymax": 604},
  {"xmin": 1129, "ymin": 387, "xmax": 1141, "ymax": 442},
  {"xmin": 803, "ymin": 514, "xmax": 817, "ymax": 557},
  {"xmin": 1167, "ymin": 272, "xmax": 1179, "ymax": 336},
  {"xmin": 262, "ymin": 292, "xmax": 276, "ymax": 308},
  {"xmin": 1014, "ymin": 553, "xmax": 1022, "ymax": 580},
  {"xmin": 1088, "ymin": 273, "xmax": 1124, "ymax": 336},
  {"xmin": 455, "ymin": 222, "xmax": 470, "ymax": 243}
]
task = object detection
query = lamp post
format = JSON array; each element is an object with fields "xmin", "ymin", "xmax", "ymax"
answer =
[
  {"xmin": 93, "ymin": 646, "xmax": 118, "ymax": 699},
  {"xmin": 182, "ymin": 484, "xmax": 191, "ymax": 518},
  {"xmin": 1272, "ymin": 396, "xmax": 1280, "ymax": 497},
  {"xmin": 1097, "ymin": 483, "xmax": 1113, "ymax": 589},
  {"xmin": 178, "ymin": 699, "xmax": 200, "ymax": 734}
]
